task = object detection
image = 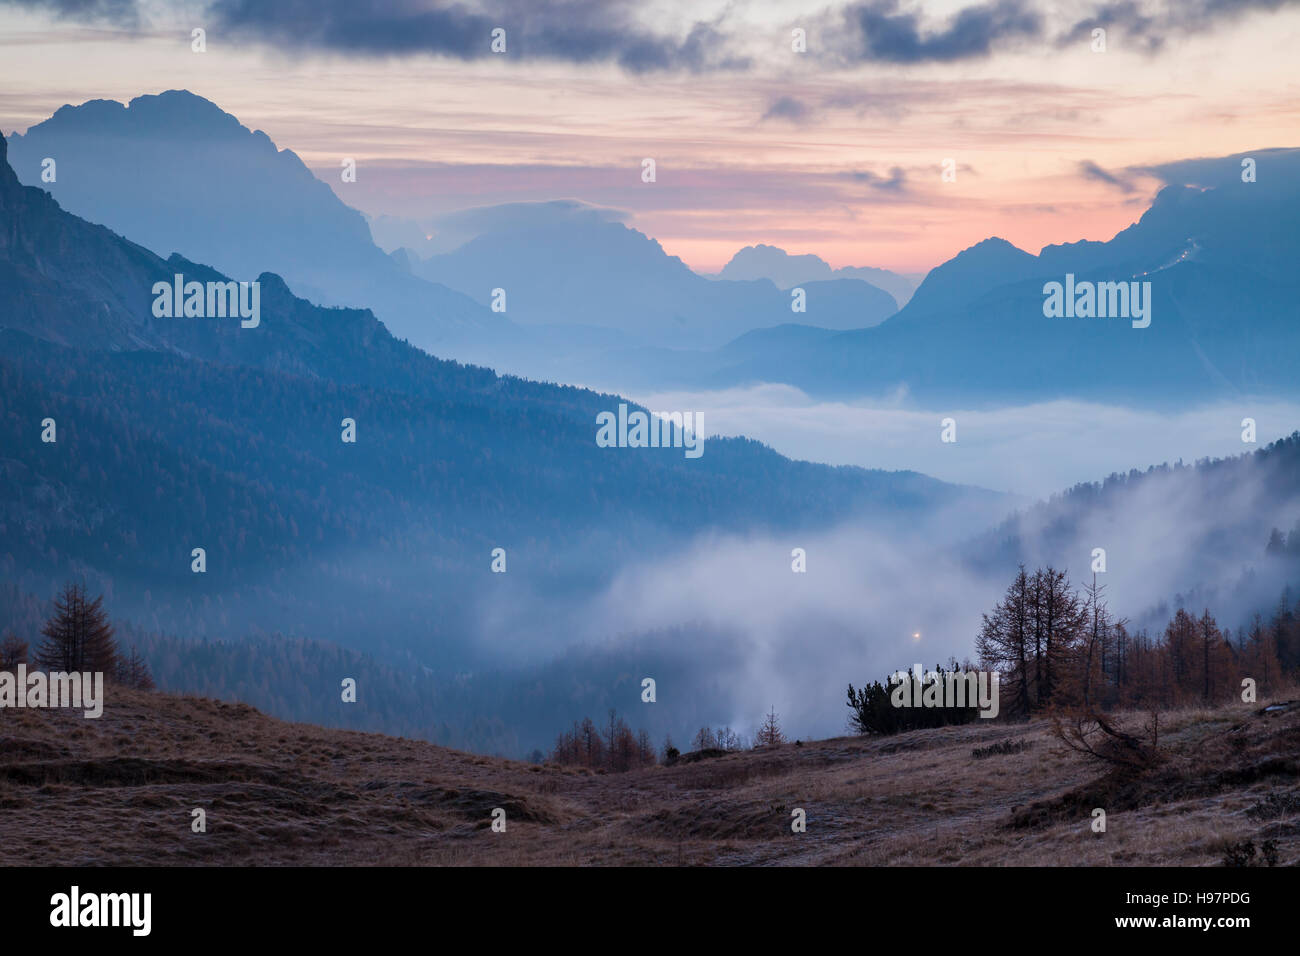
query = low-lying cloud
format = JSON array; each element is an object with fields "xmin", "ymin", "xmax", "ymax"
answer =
[
  {"xmin": 628, "ymin": 384, "xmax": 1300, "ymax": 498},
  {"xmin": 466, "ymin": 434, "xmax": 1299, "ymax": 744}
]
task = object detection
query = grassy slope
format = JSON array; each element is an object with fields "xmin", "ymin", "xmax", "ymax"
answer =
[{"xmin": 2, "ymin": 688, "xmax": 1297, "ymax": 866}]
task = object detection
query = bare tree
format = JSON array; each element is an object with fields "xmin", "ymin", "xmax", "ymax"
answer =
[
  {"xmin": 1051, "ymin": 577, "xmax": 1158, "ymax": 771},
  {"xmin": 116, "ymin": 646, "xmax": 155, "ymax": 690},
  {"xmin": 692, "ymin": 726, "xmax": 717, "ymax": 751},
  {"xmin": 0, "ymin": 631, "xmax": 28, "ymax": 669},
  {"xmin": 1197, "ymin": 609, "xmax": 1227, "ymax": 704},
  {"xmin": 754, "ymin": 707, "xmax": 786, "ymax": 747},
  {"xmin": 36, "ymin": 582, "xmax": 118, "ymax": 674},
  {"xmin": 977, "ymin": 565, "xmax": 1033, "ymax": 716},
  {"xmin": 636, "ymin": 729, "xmax": 656, "ymax": 767}
]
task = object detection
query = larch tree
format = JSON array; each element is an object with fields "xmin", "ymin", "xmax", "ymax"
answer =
[
  {"xmin": 692, "ymin": 726, "xmax": 717, "ymax": 752},
  {"xmin": 976, "ymin": 565, "xmax": 1033, "ymax": 716},
  {"xmin": 116, "ymin": 646, "xmax": 155, "ymax": 690},
  {"xmin": 755, "ymin": 707, "xmax": 785, "ymax": 747},
  {"xmin": 0, "ymin": 631, "xmax": 28, "ymax": 669},
  {"xmin": 36, "ymin": 582, "xmax": 119, "ymax": 674},
  {"xmin": 1037, "ymin": 566, "xmax": 1086, "ymax": 708},
  {"xmin": 1196, "ymin": 609, "xmax": 1229, "ymax": 704}
]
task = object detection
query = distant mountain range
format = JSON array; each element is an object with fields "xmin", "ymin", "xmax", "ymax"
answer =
[
  {"xmin": 410, "ymin": 205, "xmax": 900, "ymax": 346},
  {"xmin": 6, "ymin": 92, "xmax": 902, "ymax": 359},
  {"xmin": 10, "ymin": 93, "xmax": 1297, "ymax": 406},
  {"xmin": 713, "ymin": 243, "xmax": 924, "ymax": 309},
  {"xmin": 5, "ymin": 90, "xmax": 508, "ymax": 353},
  {"xmin": 619, "ymin": 151, "xmax": 1300, "ymax": 404},
  {"xmin": 5, "ymin": 107, "xmax": 1298, "ymax": 753},
  {"xmin": 0, "ymin": 127, "xmax": 994, "ymax": 664}
]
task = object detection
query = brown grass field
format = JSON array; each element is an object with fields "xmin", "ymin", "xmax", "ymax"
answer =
[{"xmin": 2, "ymin": 687, "xmax": 1298, "ymax": 866}]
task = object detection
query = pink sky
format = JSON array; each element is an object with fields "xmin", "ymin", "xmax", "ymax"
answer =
[{"xmin": 2, "ymin": 1, "xmax": 1298, "ymax": 273}]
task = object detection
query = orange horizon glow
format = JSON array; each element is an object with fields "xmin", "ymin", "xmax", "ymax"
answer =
[{"xmin": 2, "ymin": 4, "xmax": 1298, "ymax": 276}]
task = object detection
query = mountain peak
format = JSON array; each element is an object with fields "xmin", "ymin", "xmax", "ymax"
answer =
[
  {"xmin": 128, "ymin": 88, "xmax": 230, "ymax": 115},
  {"xmin": 963, "ymin": 236, "xmax": 1026, "ymax": 255},
  {"xmin": 718, "ymin": 243, "xmax": 834, "ymax": 284},
  {"xmin": 939, "ymin": 236, "xmax": 1038, "ymax": 271},
  {"xmin": 29, "ymin": 89, "xmax": 246, "ymax": 141},
  {"xmin": 0, "ymin": 130, "xmax": 19, "ymax": 191}
]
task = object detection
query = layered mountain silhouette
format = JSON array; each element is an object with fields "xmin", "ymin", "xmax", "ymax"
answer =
[
  {"xmin": 7, "ymin": 92, "xmax": 899, "ymax": 359},
  {"xmin": 412, "ymin": 203, "xmax": 900, "ymax": 345},
  {"xmin": 6, "ymin": 90, "xmax": 507, "ymax": 353},
  {"xmin": 6, "ymin": 109, "xmax": 1299, "ymax": 752},
  {"xmin": 653, "ymin": 152, "xmax": 1300, "ymax": 404},
  {"xmin": 0, "ymin": 128, "xmax": 994, "ymax": 668},
  {"xmin": 715, "ymin": 243, "xmax": 923, "ymax": 309},
  {"xmin": 18, "ymin": 91, "xmax": 1295, "ymax": 406}
]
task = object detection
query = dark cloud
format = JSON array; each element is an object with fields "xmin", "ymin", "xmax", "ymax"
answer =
[
  {"xmin": 761, "ymin": 95, "xmax": 811, "ymax": 123},
  {"xmin": 205, "ymin": 0, "xmax": 749, "ymax": 72},
  {"xmin": 841, "ymin": 0, "xmax": 1044, "ymax": 63},
  {"xmin": 829, "ymin": 0, "xmax": 1298, "ymax": 64},
  {"xmin": 1, "ymin": 0, "xmax": 140, "ymax": 24},
  {"xmin": 8, "ymin": 0, "xmax": 1298, "ymax": 70},
  {"xmin": 1057, "ymin": 0, "xmax": 1299, "ymax": 52},
  {"xmin": 848, "ymin": 165, "xmax": 907, "ymax": 192},
  {"xmin": 1, "ymin": 0, "xmax": 749, "ymax": 72},
  {"xmin": 1078, "ymin": 159, "xmax": 1135, "ymax": 192}
]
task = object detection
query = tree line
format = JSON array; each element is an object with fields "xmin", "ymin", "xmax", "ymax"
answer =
[
  {"xmin": 548, "ymin": 706, "xmax": 789, "ymax": 771},
  {"xmin": 977, "ymin": 566, "xmax": 1297, "ymax": 717},
  {"xmin": 846, "ymin": 661, "xmax": 984, "ymax": 735},
  {"xmin": 847, "ymin": 565, "xmax": 1300, "ymax": 736},
  {"xmin": 2, "ymin": 581, "xmax": 154, "ymax": 689},
  {"xmin": 549, "ymin": 710, "xmax": 659, "ymax": 771}
]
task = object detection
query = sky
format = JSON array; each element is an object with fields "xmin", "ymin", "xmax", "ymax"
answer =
[{"xmin": 1, "ymin": 0, "xmax": 1298, "ymax": 273}]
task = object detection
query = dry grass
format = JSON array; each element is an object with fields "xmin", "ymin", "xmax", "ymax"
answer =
[{"xmin": 2, "ymin": 688, "xmax": 1298, "ymax": 866}]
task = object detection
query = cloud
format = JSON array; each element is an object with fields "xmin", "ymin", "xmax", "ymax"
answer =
[
  {"xmin": 837, "ymin": 0, "xmax": 1044, "ymax": 63},
  {"xmin": 821, "ymin": 0, "xmax": 1299, "ymax": 65},
  {"xmin": 761, "ymin": 95, "xmax": 812, "ymax": 123},
  {"xmin": 9, "ymin": 0, "xmax": 1296, "ymax": 73},
  {"xmin": 1, "ymin": 0, "xmax": 140, "ymax": 24},
  {"xmin": 1, "ymin": 0, "xmax": 750, "ymax": 72},
  {"xmin": 848, "ymin": 165, "xmax": 908, "ymax": 192},
  {"xmin": 482, "ymin": 424, "xmax": 1300, "ymax": 741},
  {"xmin": 1078, "ymin": 159, "xmax": 1136, "ymax": 193},
  {"xmin": 624, "ymin": 384, "xmax": 1300, "ymax": 499},
  {"xmin": 211, "ymin": 0, "xmax": 748, "ymax": 71},
  {"xmin": 1056, "ymin": 0, "xmax": 1300, "ymax": 52},
  {"xmin": 1136, "ymin": 147, "xmax": 1300, "ymax": 197}
]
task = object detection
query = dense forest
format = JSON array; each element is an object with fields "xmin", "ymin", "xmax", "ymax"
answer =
[{"xmin": 0, "ymin": 325, "xmax": 980, "ymax": 662}]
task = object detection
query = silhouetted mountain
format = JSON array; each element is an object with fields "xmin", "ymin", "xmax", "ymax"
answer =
[
  {"xmin": 0, "ymin": 129, "xmax": 997, "ymax": 674},
  {"xmin": 679, "ymin": 149, "xmax": 1300, "ymax": 404},
  {"xmin": 415, "ymin": 207, "xmax": 900, "ymax": 347},
  {"xmin": 900, "ymin": 237, "xmax": 1042, "ymax": 319},
  {"xmin": 5, "ymin": 90, "xmax": 507, "ymax": 353},
  {"xmin": 716, "ymin": 243, "xmax": 923, "ymax": 308}
]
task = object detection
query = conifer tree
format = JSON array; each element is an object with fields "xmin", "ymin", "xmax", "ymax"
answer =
[
  {"xmin": 36, "ymin": 582, "xmax": 118, "ymax": 674},
  {"xmin": 0, "ymin": 631, "xmax": 28, "ymax": 669},
  {"xmin": 755, "ymin": 706, "xmax": 786, "ymax": 747}
]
